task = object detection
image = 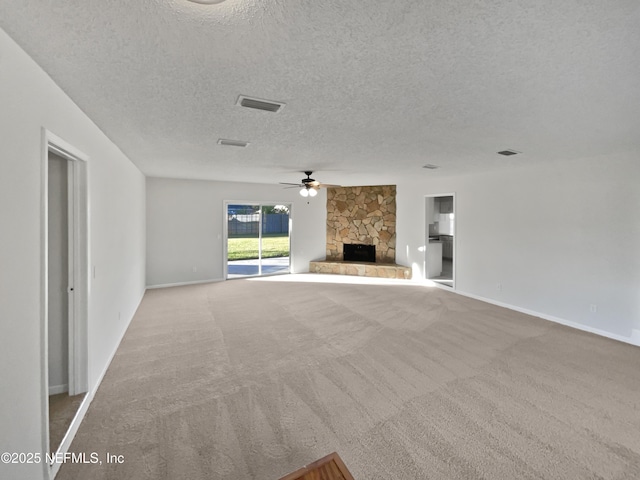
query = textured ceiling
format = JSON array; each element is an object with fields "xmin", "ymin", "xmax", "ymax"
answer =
[{"xmin": 1, "ymin": 0, "xmax": 638, "ymax": 186}]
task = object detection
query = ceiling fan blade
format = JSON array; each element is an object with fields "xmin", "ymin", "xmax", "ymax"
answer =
[
  {"xmin": 317, "ymin": 183, "xmax": 342, "ymax": 188},
  {"xmin": 282, "ymin": 185, "xmax": 302, "ymax": 189},
  {"xmin": 308, "ymin": 180, "xmax": 320, "ymax": 187},
  {"xmin": 279, "ymin": 182, "xmax": 303, "ymax": 186}
]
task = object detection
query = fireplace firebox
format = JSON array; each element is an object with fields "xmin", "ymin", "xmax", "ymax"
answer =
[{"xmin": 343, "ymin": 244, "xmax": 376, "ymax": 263}]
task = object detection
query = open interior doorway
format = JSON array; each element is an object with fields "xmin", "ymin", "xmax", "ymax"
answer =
[
  {"xmin": 47, "ymin": 152, "xmax": 86, "ymax": 454},
  {"xmin": 225, "ymin": 203, "xmax": 291, "ymax": 279},
  {"xmin": 425, "ymin": 194, "xmax": 455, "ymax": 288},
  {"xmin": 43, "ymin": 132, "xmax": 89, "ymax": 469}
]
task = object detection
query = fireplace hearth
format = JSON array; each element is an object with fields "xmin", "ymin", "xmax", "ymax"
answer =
[{"xmin": 343, "ymin": 244, "xmax": 376, "ymax": 263}]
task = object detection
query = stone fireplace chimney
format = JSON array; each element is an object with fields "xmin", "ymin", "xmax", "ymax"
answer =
[{"xmin": 326, "ymin": 185, "xmax": 396, "ymax": 264}]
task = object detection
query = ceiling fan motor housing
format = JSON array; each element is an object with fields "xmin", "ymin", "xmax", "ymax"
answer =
[{"xmin": 302, "ymin": 171, "xmax": 315, "ymax": 185}]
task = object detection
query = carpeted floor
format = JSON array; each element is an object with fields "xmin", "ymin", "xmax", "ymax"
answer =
[
  {"xmin": 49, "ymin": 392, "xmax": 85, "ymax": 453},
  {"xmin": 58, "ymin": 275, "xmax": 640, "ymax": 480}
]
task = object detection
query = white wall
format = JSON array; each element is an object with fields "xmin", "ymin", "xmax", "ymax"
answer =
[
  {"xmin": 146, "ymin": 177, "xmax": 326, "ymax": 287},
  {"xmin": 397, "ymin": 152, "xmax": 640, "ymax": 344},
  {"xmin": 0, "ymin": 28, "xmax": 146, "ymax": 480}
]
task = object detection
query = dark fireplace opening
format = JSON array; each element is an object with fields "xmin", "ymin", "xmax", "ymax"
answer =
[{"xmin": 343, "ymin": 244, "xmax": 376, "ymax": 263}]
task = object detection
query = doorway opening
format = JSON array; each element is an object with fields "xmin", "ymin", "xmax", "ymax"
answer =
[
  {"xmin": 225, "ymin": 203, "xmax": 291, "ymax": 279},
  {"xmin": 425, "ymin": 194, "xmax": 455, "ymax": 288},
  {"xmin": 42, "ymin": 131, "xmax": 89, "ymax": 473}
]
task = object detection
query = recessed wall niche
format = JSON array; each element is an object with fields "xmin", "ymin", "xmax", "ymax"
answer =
[{"xmin": 326, "ymin": 185, "xmax": 396, "ymax": 263}]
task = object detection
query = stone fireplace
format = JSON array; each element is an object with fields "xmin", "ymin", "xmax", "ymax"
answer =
[
  {"xmin": 325, "ymin": 185, "xmax": 396, "ymax": 263},
  {"xmin": 310, "ymin": 185, "xmax": 411, "ymax": 279}
]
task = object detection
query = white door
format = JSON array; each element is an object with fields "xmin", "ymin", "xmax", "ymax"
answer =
[{"xmin": 47, "ymin": 152, "xmax": 70, "ymax": 395}]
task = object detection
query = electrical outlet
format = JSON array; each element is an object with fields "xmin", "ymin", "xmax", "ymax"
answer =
[
  {"xmin": 589, "ymin": 304, "xmax": 597, "ymax": 313},
  {"xmin": 496, "ymin": 283, "xmax": 502, "ymax": 292}
]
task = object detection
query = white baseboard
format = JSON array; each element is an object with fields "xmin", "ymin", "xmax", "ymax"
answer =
[
  {"xmin": 48, "ymin": 384, "xmax": 68, "ymax": 396},
  {"xmin": 454, "ymin": 288, "xmax": 640, "ymax": 348},
  {"xmin": 48, "ymin": 288, "xmax": 146, "ymax": 479},
  {"xmin": 146, "ymin": 278, "xmax": 224, "ymax": 289}
]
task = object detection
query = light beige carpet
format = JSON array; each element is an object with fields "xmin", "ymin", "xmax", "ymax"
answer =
[{"xmin": 58, "ymin": 275, "xmax": 640, "ymax": 480}]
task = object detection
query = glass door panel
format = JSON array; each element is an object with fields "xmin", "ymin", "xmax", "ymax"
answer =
[
  {"xmin": 260, "ymin": 204, "xmax": 290, "ymax": 276},
  {"xmin": 226, "ymin": 203, "xmax": 291, "ymax": 278},
  {"xmin": 227, "ymin": 204, "xmax": 260, "ymax": 278}
]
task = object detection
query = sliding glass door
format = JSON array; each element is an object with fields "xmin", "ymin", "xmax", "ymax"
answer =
[{"xmin": 226, "ymin": 203, "xmax": 291, "ymax": 279}]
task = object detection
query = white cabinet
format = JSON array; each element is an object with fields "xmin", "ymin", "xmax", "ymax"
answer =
[{"xmin": 426, "ymin": 242, "xmax": 443, "ymax": 277}]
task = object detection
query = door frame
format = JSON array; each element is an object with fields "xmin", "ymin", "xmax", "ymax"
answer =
[
  {"xmin": 223, "ymin": 201, "xmax": 292, "ymax": 279},
  {"xmin": 424, "ymin": 193, "xmax": 456, "ymax": 289},
  {"xmin": 40, "ymin": 129, "xmax": 89, "ymax": 468}
]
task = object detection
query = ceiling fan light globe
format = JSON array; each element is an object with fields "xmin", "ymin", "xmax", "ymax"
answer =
[
  {"xmin": 300, "ymin": 188, "xmax": 309, "ymax": 197},
  {"xmin": 308, "ymin": 188, "xmax": 318, "ymax": 197}
]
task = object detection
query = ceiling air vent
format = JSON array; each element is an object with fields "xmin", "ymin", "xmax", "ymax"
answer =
[
  {"xmin": 422, "ymin": 164, "xmax": 439, "ymax": 169},
  {"xmin": 237, "ymin": 95, "xmax": 285, "ymax": 113},
  {"xmin": 218, "ymin": 139, "xmax": 249, "ymax": 147},
  {"xmin": 497, "ymin": 149, "xmax": 520, "ymax": 156}
]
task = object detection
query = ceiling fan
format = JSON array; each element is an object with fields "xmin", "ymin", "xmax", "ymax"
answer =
[{"xmin": 279, "ymin": 171, "xmax": 341, "ymax": 197}]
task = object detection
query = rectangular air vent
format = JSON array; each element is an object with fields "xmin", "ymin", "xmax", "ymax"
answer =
[
  {"xmin": 422, "ymin": 164, "xmax": 439, "ymax": 169},
  {"xmin": 217, "ymin": 139, "xmax": 249, "ymax": 147},
  {"xmin": 237, "ymin": 95, "xmax": 285, "ymax": 113}
]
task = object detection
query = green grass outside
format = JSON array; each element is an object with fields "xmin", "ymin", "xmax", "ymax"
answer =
[{"xmin": 227, "ymin": 234, "xmax": 290, "ymax": 261}]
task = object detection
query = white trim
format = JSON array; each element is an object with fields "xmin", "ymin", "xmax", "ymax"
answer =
[
  {"xmin": 48, "ymin": 384, "xmax": 69, "ymax": 396},
  {"xmin": 40, "ymin": 132, "xmax": 49, "ymax": 479},
  {"xmin": 223, "ymin": 201, "xmax": 229, "ymax": 280},
  {"xmin": 46, "ymin": 133, "xmax": 89, "ymax": 163},
  {"xmin": 454, "ymin": 288, "xmax": 640, "ymax": 348},
  {"xmin": 66, "ymin": 161, "xmax": 76, "ymax": 396},
  {"xmin": 146, "ymin": 278, "xmax": 225, "ymax": 289}
]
